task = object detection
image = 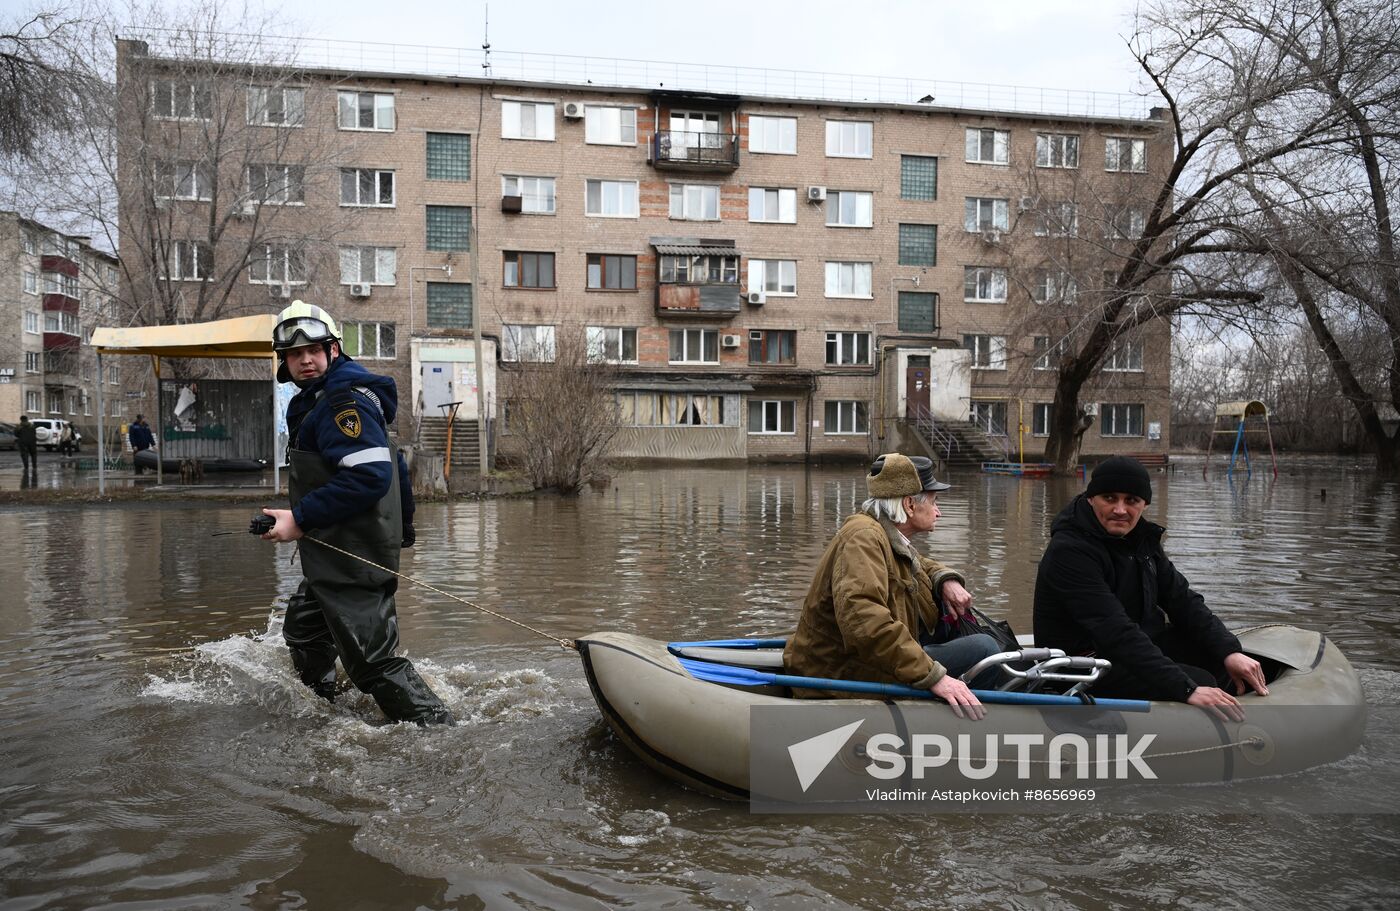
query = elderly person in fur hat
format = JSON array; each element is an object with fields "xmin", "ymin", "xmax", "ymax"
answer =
[{"xmin": 783, "ymin": 453, "xmax": 1002, "ymax": 716}]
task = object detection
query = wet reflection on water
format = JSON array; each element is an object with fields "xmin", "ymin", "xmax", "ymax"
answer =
[{"xmin": 1, "ymin": 458, "xmax": 1398, "ymax": 909}]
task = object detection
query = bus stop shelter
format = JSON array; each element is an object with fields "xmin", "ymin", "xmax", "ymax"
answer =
[{"xmin": 89, "ymin": 314, "xmax": 280, "ymax": 494}]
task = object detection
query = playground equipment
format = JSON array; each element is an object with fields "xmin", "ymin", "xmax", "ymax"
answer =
[{"xmin": 1204, "ymin": 400, "xmax": 1278, "ymax": 479}]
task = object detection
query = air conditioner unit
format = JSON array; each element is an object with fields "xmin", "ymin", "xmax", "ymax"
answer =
[
  {"xmin": 1018, "ymin": 195, "xmax": 1036, "ymax": 212},
  {"xmin": 501, "ymin": 194, "xmax": 523, "ymax": 213},
  {"xmin": 238, "ymin": 200, "xmax": 257, "ymax": 217},
  {"xmin": 153, "ymin": 197, "xmax": 171, "ymax": 211},
  {"xmin": 981, "ymin": 229, "xmax": 1003, "ymax": 245},
  {"xmin": 720, "ymin": 333, "xmax": 742, "ymax": 349},
  {"xmin": 1082, "ymin": 403, "xmax": 1099, "ymax": 416},
  {"xmin": 270, "ymin": 283, "xmax": 293, "ymax": 300},
  {"xmin": 746, "ymin": 291, "xmax": 766, "ymax": 305},
  {"xmin": 807, "ymin": 186, "xmax": 827, "ymax": 202},
  {"xmin": 563, "ymin": 101, "xmax": 585, "ymax": 119},
  {"xmin": 349, "ymin": 282, "xmax": 372, "ymax": 298}
]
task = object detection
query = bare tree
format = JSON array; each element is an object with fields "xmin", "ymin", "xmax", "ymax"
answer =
[
  {"xmin": 0, "ymin": 4, "xmax": 100, "ymax": 161},
  {"xmin": 499, "ymin": 325, "xmax": 622, "ymax": 494}
]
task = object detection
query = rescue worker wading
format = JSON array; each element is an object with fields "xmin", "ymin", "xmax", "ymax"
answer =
[{"xmin": 260, "ymin": 301, "xmax": 453, "ymax": 726}]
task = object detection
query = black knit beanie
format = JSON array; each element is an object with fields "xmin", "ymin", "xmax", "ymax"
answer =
[{"xmin": 1085, "ymin": 456, "xmax": 1152, "ymax": 504}]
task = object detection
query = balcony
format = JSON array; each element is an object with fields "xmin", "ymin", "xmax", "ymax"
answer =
[
  {"xmin": 41, "ymin": 254, "xmax": 79, "ymax": 276},
  {"xmin": 653, "ymin": 240, "xmax": 742, "ymax": 318},
  {"xmin": 649, "ymin": 130, "xmax": 739, "ymax": 171}
]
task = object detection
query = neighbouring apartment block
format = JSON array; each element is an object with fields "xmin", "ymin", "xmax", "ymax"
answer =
[
  {"xmin": 112, "ymin": 37, "xmax": 1172, "ymax": 464},
  {"xmin": 1, "ymin": 212, "xmax": 126, "ymax": 433}
]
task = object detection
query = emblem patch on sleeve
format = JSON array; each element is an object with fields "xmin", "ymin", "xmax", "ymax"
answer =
[{"xmin": 334, "ymin": 408, "xmax": 362, "ymax": 439}]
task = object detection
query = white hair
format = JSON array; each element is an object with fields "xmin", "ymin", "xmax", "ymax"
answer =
[{"xmin": 860, "ymin": 491, "xmax": 932, "ymax": 524}]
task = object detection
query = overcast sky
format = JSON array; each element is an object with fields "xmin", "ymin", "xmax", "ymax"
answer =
[{"xmin": 284, "ymin": 0, "xmax": 1149, "ymax": 98}]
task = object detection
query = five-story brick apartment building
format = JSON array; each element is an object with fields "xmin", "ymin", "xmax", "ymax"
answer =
[{"xmin": 114, "ymin": 37, "xmax": 1171, "ymax": 465}]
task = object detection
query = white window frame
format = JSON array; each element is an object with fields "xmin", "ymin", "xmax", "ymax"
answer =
[
  {"xmin": 748, "ymin": 115, "xmax": 797, "ymax": 154},
  {"xmin": 248, "ymin": 245, "xmax": 305, "ymax": 285},
  {"xmin": 339, "ymin": 246, "xmax": 397, "ymax": 285},
  {"xmin": 107, "ymin": 364, "xmax": 120, "ymax": 385},
  {"xmin": 501, "ymin": 324, "xmax": 557, "ymax": 362},
  {"xmin": 1033, "ymin": 336, "xmax": 1070, "ymax": 371},
  {"xmin": 824, "ymin": 400, "xmax": 868, "ymax": 435},
  {"xmin": 340, "ymin": 321, "xmax": 396, "ymax": 360},
  {"xmin": 749, "ymin": 399, "xmax": 797, "ymax": 435},
  {"xmin": 502, "ymin": 100, "xmax": 555, "ymax": 141},
  {"xmin": 586, "ymin": 326, "xmax": 639, "ymax": 364},
  {"xmin": 246, "ymin": 85, "xmax": 305, "ymax": 126},
  {"xmin": 1034, "ymin": 202, "xmax": 1079, "ymax": 237},
  {"xmin": 25, "ymin": 351, "xmax": 41, "ymax": 373},
  {"xmin": 23, "ymin": 271, "xmax": 38, "ymax": 295},
  {"xmin": 22, "ymin": 228, "xmax": 37, "ymax": 254},
  {"xmin": 825, "ymin": 120, "xmax": 873, "ymax": 158},
  {"xmin": 669, "ymin": 183, "xmax": 720, "ymax": 221},
  {"xmin": 1103, "ymin": 340, "xmax": 1145, "ymax": 372},
  {"xmin": 164, "ymin": 240, "xmax": 213, "ymax": 281},
  {"xmin": 964, "ymin": 197, "xmax": 1010, "ymax": 232},
  {"xmin": 248, "ymin": 163, "xmax": 305, "ymax": 205},
  {"xmin": 1034, "ymin": 271, "xmax": 1078, "ymax": 304},
  {"xmin": 826, "ymin": 190, "xmax": 873, "ymax": 227},
  {"xmin": 154, "ymin": 160, "xmax": 213, "ymax": 201},
  {"xmin": 824, "ymin": 262, "xmax": 873, "ymax": 299},
  {"xmin": 748, "ymin": 186, "xmax": 797, "ymax": 223},
  {"xmin": 965, "ymin": 127, "xmax": 1010, "ymax": 164},
  {"xmin": 825, "ymin": 331, "xmax": 872, "ymax": 366},
  {"xmin": 1105, "ymin": 137, "xmax": 1147, "ymax": 173},
  {"xmin": 585, "ymin": 179, "xmax": 639, "ymax": 218},
  {"xmin": 584, "ymin": 106, "xmax": 636, "ymax": 145},
  {"xmin": 340, "ymin": 168, "xmax": 395, "ymax": 207},
  {"xmin": 964, "ymin": 334, "xmax": 1008, "ymax": 370},
  {"xmin": 338, "ymin": 91, "xmax": 395, "ymax": 131},
  {"xmin": 500, "ymin": 175, "xmax": 556, "ymax": 215},
  {"xmin": 668, "ymin": 328, "xmax": 719, "ymax": 365},
  {"xmin": 1104, "ymin": 207, "xmax": 1147, "ymax": 240},
  {"xmin": 26, "ymin": 390, "xmax": 41, "ymax": 412},
  {"xmin": 963, "ymin": 266, "xmax": 1008, "ymax": 303},
  {"xmin": 152, "ymin": 78, "xmax": 209, "ymax": 120},
  {"xmin": 748, "ymin": 259, "xmax": 797, "ymax": 296},
  {"xmin": 1101, "ymin": 403, "xmax": 1145, "ymax": 437},
  {"xmin": 1035, "ymin": 133, "xmax": 1080, "ymax": 169},
  {"xmin": 24, "ymin": 310, "xmax": 40, "ymax": 333}
]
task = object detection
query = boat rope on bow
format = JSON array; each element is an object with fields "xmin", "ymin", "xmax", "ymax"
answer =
[{"xmin": 301, "ymin": 534, "xmax": 577, "ymax": 652}]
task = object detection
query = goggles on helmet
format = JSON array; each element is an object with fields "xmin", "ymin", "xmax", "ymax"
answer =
[{"xmin": 273, "ymin": 316, "xmax": 335, "ymax": 350}]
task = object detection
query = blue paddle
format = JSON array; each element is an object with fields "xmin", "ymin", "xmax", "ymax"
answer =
[{"xmin": 676, "ymin": 657, "xmax": 1151, "ymax": 712}]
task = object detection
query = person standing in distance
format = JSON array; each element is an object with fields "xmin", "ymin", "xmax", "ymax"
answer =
[
  {"xmin": 129, "ymin": 414, "xmax": 155, "ymax": 474},
  {"xmin": 16, "ymin": 415, "xmax": 38, "ymax": 476},
  {"xmin": 259, "ymin": 301, "xmax": 452, "ymax": 726}
]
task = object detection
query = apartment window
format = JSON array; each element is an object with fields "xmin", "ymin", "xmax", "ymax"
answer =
[
  {"xmin": 748, "ymin": 329, "xmax": 796, "ymax": 365},
  {"xmin": 1033, "ymin": 271, "xmax": 1077, "ymax": 304},
  {"xmin": 341, "ymin": 322, "xmax": 396, "ymax": 359},
  {"xmin": 1101, "ymin": 403, "xmax": 1145, "ymax": 436},
  {"xmin": 748, "ymin": 399, "xmax": 796, "ymax": 434},
  {"xmin": 246, "ymin": 85, "xmax": 305, "ymax": 125},
  {"xmin": 1032, "ymin": 403, "xmax": 1055, "ymax": 437},
  {"xmin": 502, "ymin": 100, "xmax": 554, "ymax": 140},
  {"xmin": 340, "ymin": 168, "xmax": 394, "ymax": 207},
  {"xmin": 825, "ymin": 120, "xmax": 873, "ymax": 158},
  {"xmin": 963, "ymin": 266, "xmax": 1008, "ymax": 303},
  {"xmin": 827, "ymin": 190, "xmax": 873, "ymax": 227},
  {"xmin": 154, "ymin": 159, "xmax": 213, "ymax": 200},
  {"xmin": 25, "ymin": 390, "xmax": 41, "ymax": 411},
  {"xmin": 1033, "ymin": 336, "xmax": 1070, "ymax": 370},
  {"xmin": 1104, "ymin": 340, "xmax": 1145, "ymax": 372},
  {"xmin": 248, "ymin": 164, "xmax": 305, "ymax": 204},
  {"xmin": 1106, "ymin": 137, "xmax": 1147, "ymax": 172},
  {"xmin": 748, "ymin": 259, "xmax": 797, "ymax": 296},
  {"xmin": 898, "ymin": 224, "xmax": 937, "ymax": 266},
  {"xmin": 585, "ymin": 179, "xmax": 639, "ymax": 217},
  {"xmin": 617, "ymin": 391, "xmax": 727, "ymax": 426},
  {"xmin": 748, "ymin": 187, "xmax": 797, "ymax": 223},
  {"xmin": 971, "ymin": 400, "xmax": 1008, "ymax": 435},
  {"xmin": 339, "ymin": 246, "xmax": 397, "ymax": 285},
  {"xmin": 426, "ymin": 206, "xmax": 472, "ymax": 251},
  {"xmin": 1036, "ymin": 133, "xmax": 1080, "ymax": 168},
  {"xmin": 660, "ymin": 255, "xmax": 738, "ymax": 284},
  {"xmin": 152, "ymin": 79, "xmax": 210, "ymax": 119},
  {"xmin": 426, "ymin": 282, "xmax": 472, "ymax": 329},
  {"xmin": 586, "ymin": 254, "xmax": 637, "ymax": 290},
  {"xmin": 43, "ymin": 313, "xmax": 58, "ymax": 332},
  {"xmin": 165, "ymin": 240, "xmax": 213, "ymax": 281},
  {"xmin": 898, "ymin": 291, "xmax": 937, "ymax": 334},
  {"xmin": 426, "ymin": 132, "xmax": 472, "ymax": 180},
  {"xmin": 964, "ymin": 197, "xmax": 1010, "ymax": 232},
  {"xmin": 1104, "ymin": 206, "xmax": 1147, "ymax": 240},
  {"xmin": 966, "ymin": 127, "xmax": 1009, "ymax": 164},
  {"xmin": 108, "ymin": 365, "xmax": 120, "ymax": 385},
  {"xmin": 586, "ymin": 326, "xmax": 638, "ymax": 364},
  {"xmin": 24, "ymin": 311, "xmax": 40, "ymax": 333},
  {"xmin": 825, "ymin": 331, "xmax": 872, "ymax": 366},
  {"xmin": 670, "ymin": 184, "xmax": 720, "ymax": 220},
  {"xmin": 748, "ymin": 115, "xmax": 797, "ymax": 154},
  {"xmin": 825, "ymin": 400, "xmax": 868, "ymax": 435},
  {"xmin": 106, "ymin": 265, "xmax": 118, "ymax": 285},
  {"xmin": 501, "ymin": 325, "xmax": 556, "ymax": 362},
  {"xmin": 25, "ymin": 351, "xmax": 41, "ymax": 373},
  {"xmin": 48, "ymin": 392, "xmax": 62, "ymax": 413},
  {"xmin": 22, "ymin": 228, "xmax": 37, "ymax": 254},
  {"xmin": 669, "ymin": 329, "xmax": 719, "ymax": 364},
  {"xmin": 248, "ymin": 245, "xmax": 304, "ymax": 285},
  {"xmin": 109, "ymin": 399, "xmax": 122, "ymax": 417},
  {"xmin": 23, "ymin": 271, "xmax": 38, "ymax": 295},
  {"xmin": 503, "ymin": 251, "xmax": 556, "ymax": 289},
  {"xmin": 43, "ymin": 272, "xmax": 79, "ymax": 298},
  {"xmin": 824, "ymin": 262, "xmax": 873, "ymax": 298},
  {"xmin": 501, "ymin": 175, "xmax": 555, "ymax": 214},
  {"xmin": 900, "ymin": 155, "xmax": 938, "ymax": 200},
  {"xmin": 585, "ymin": 106, "xmax": 636, "ymax": 144},
  {"xmin": 338, "ymin": 91, "xmax": 395, "ymax": 131},
  {"xmin": 1034, "ymin": 202, "xmax": 1079, "ymax": 237},
  {"xmin": 82, "ymin": 393, "xmax": 91, "ymax": 416},
  {"xmin": 963, "ymin": 334, "xmax": 1007, "ymax": 369}
]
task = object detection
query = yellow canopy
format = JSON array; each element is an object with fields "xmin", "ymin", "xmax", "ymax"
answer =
[
  {"xmin": 90, "ymin": 314, "xmax": 278, "ymax": 359},
  {"xmin": 1215, "ymin": 400, "xmax": 1269, "ymax": 419}
]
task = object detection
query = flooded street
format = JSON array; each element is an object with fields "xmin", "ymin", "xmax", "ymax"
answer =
[{"xmin": 2, "ymin": 458, "xmax": 1399, "ymax": 909}]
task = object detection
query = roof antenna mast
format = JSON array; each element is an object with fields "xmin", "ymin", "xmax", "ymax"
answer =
[{"xmin": 482, "ymin": 4, "xmax": 492, "ymax": 77}]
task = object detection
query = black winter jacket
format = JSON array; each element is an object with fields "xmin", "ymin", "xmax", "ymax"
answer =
[{"xmin": 1033, "ymin": 495, "xmax": 1241, "ymax": 702}]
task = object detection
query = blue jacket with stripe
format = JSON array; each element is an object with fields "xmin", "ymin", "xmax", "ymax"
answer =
[{"xmin": 286, "ymin": 354, "xmax": 414, "ymax": 532}]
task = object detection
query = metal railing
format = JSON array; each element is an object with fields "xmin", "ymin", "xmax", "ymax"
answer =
[
  {"xmin": 910, "ymin": 405, "xmax": 960, "ymax": 464},
  {"xmin": 651, "ymin": 131, "xmax": 739, "ymax": 166}
]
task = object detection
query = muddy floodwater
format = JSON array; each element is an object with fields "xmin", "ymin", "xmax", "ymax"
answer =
[{"xmin": 2, "ymin": 457, "xmax": 1399, "ymax": 909}]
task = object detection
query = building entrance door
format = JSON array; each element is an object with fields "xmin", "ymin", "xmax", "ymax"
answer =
[
  {"xmin": 421, "ymin": 362, "xmax": 455, "ymax": 415},
  {"xmin": 906, "ymin": 355, "xmax": 931, "ymax": 417}
]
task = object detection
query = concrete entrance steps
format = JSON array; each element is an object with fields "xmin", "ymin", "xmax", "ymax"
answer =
[{"xmin": 416, "ymin": 416, "xmax": 481, "ymax": 470}]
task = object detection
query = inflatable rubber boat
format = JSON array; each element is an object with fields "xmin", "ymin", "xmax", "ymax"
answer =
[{"xmin": 577, "ymin": 625, "xmax": 1365, "ymax": 800}]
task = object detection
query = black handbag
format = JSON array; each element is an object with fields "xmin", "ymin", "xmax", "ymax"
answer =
[{"xmin": 949, "ymin": 606, "xmax": 1021, "ymax": 654}]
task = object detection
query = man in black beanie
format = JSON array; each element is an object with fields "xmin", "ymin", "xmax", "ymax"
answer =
[{"xmin": 1033, "ymin": 456, "xmax": 1269, "ymax": 715}]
